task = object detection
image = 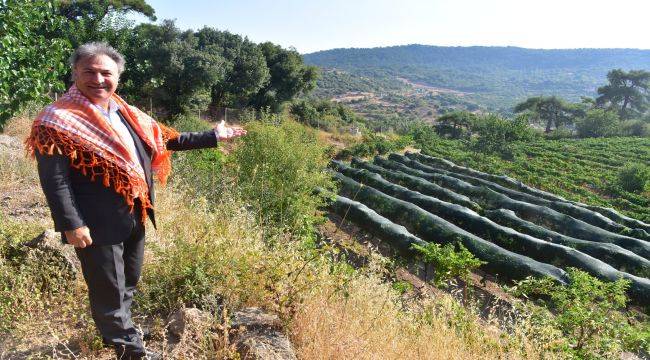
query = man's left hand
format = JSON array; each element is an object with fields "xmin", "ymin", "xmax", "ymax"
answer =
[{"xmin": 214, "ymin": 120, "xmax": 247, "ymax": 141}]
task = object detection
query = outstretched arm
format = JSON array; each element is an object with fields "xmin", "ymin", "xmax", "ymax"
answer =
[
  {"xmin": 165, "ymin": 120, "xmax": 247, "ymax": 151},
  {"xmin": 166, "ymin": 130, "xmax": 218, "ymax": 151}
]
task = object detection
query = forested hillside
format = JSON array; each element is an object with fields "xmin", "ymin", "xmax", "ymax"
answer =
[{"xmin": 305, "ymin": 45, "xmax": 650, "ymax": 111}]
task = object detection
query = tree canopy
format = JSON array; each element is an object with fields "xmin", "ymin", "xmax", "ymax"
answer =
[
  {"xmin": 56, "ymin": 0, "xmax": 156, "ymax": 51},
  {"xmin": 117, "ymin": 21, "xmax": 316, "ymax": 116},
  {"xmin": 0, "ymin": 0, "xmax": 70, "ymax": 129},
  {"xmin": 434, "ymin": 111, "xmax": 476, "ymax": 139},
  {"xmin": 514, "ymin": 96, "xmax": 582, "ymax": 133},
  {"xmin": 596, "ymin": 69, "xmax": 650, "ymax": 119},
  {"xmin": 250, "ymin": 42, "xmax": 318, "ymax": 112}
]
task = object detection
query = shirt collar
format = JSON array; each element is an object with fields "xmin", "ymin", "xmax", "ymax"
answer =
[
  {"xmin": 92, "ymin": 99, "xmax": 121, "ymax": 119},
  {"xmin": 108, "ymin": 99, "xmax": 120, "ymax": 114}
]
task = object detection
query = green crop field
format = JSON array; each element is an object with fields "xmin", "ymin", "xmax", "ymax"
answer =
[{"xmin": 416, "ymin": 137, "xmax": 649, "ymax": 223}]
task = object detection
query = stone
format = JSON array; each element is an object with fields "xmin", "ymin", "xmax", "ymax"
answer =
[
  {"xmin": 231, "ymin": 308, "xmax": 296, "ymax": 360},
  {"xmin": 231, "ymin": 307, "xmax": 282, "ymax": 330},
  {"xmin": 23, "ymin": 229, "xmax": 80, "ymax": 276},
  {"xmin": 164, "ymin": 307, "xmax": 297, "ymax": 359},
  {"xmin": 235, "ymin": 328, "xmax": 297, "ymax": 360},
  {"xmin": 166, "ymin": 308, "xmax": 211, "ymax": 340},
  {"xmin": 620, "ymin": 352, "xmax": 643, "ymax": 360}
]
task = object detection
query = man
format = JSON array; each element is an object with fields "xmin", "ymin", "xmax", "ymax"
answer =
[{"xmin": 26, "ymin": 42, "xmax": 246, "ymax": 359}]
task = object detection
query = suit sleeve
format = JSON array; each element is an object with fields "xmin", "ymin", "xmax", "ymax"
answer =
[
  {"xmin": 35, "ymin": 151, "xmax": 85, "ymax": 232},
  {"xmin": 166, "ymin": 130, "xmax": 218, "ymax": 151}
]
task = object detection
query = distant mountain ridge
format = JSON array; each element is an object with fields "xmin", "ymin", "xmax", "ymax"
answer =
[
  {"xmin": 305, "ymin": 45, "xmax": 650, "ymax": 70},
  {"xmin": 304, "ymin": 45, "xmax": 650, "ymax": 111}
]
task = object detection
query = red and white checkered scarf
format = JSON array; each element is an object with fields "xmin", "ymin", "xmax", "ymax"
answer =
[{"xmin": 26, "ymin": 85, "xmax": 179, "ymax": 222}]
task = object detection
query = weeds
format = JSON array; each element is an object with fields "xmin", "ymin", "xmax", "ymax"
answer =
[
  {"xmin": 411, "ymin": 241, "xmax": 485, "ymax": 287},
  {"xmin": 510, "ymin": 268, "xmax": 649, "ymax": 359}
]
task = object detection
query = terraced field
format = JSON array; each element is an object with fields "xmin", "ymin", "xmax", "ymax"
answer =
[{"xmin": 328, "ymin": 152, "xmax": 650, "ymax": 305}]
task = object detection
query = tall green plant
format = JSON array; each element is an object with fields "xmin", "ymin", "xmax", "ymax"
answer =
[
  {"xmin": 230, "ymin": 117, "xmax": 335, "ymax": 235},
  {"xmin": 512, "ymin": 269, "xmax": 647, "ymax": 358}
]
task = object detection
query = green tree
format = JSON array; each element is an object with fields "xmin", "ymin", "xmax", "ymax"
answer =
[
  {"xmin": 470, "ymin": 113, "xmax": 538, "ymax": 156},
  {"xmin": 514, "ymin": 96, "xmax": 580, "ymax": 133},
  {"xmin": 251, "ymin": 42, "xmax": 318, "ymax": 112},
  {"xmin": 56, "ymin": 0, "xmax": 155, "ymax": 49},
  {"xmin": 0, "ymin": 0, "xmax": 70, "ymax": 129},
  {"xmin": 125, "ymin": 21, "xmax": 226, "ymax": 115},
  {"xmin": 434, "ymin": 111, "xmax": 476, "ymax": 139},
  {"xmin": 596, "ymin": 69, "xmax": 650, "ymax": 119},
  {"xmin": 575, "ymin": 109, "xmax": 620, "ymax": 138},
  {"xmin": 195, "ymin": 27, "xmax": 270, "ymax": 109}
]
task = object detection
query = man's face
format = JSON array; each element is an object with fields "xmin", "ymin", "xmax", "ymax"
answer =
[{"xmin": 73, "ymin": 54, "xmax": 119, "ymax": 107}]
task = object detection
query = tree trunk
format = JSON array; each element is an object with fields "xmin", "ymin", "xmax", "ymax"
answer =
[
  {"xmin": 621, "ymin": 95, "xmax": 630, "ymax": 116},
  {"xmin": 545, "ymin": 118, "xmax": 553, "ymax": 133}
]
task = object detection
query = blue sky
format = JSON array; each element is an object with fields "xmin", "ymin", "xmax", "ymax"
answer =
[{"xmin": 136, "ymin": 0, "xmax": 650, "ymax": 54}]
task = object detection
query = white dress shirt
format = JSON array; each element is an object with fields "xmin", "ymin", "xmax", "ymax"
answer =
[{"xmin": 94, "ymin": 100, "xmax": 143, "ymax": 171}]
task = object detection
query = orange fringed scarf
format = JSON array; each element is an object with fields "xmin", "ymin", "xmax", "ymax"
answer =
[{"xmin": 25, "ymin": 85, "xmax": 179, "ymax": 223}]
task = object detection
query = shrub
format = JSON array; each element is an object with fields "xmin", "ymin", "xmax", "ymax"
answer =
[
  {"xmin": 407, "ymin": 122, "xmax": 441, "ymax": 153},
  {"xmin": 620, "ymin": 119, "xmax": 650, "ymax": 137},
  {"xmin": 169, "ymin": 114, "xmax": 226, "ymax": 202},
  {"xmin": 511, "ymin": 268, "xmax": 647, "ymax": 358},
  {"xmin": 230, "ymin": 117, "xmax": 335, "ymax": 235},
  {"xmin": 171, "ymin": 113, "xmax": 213, "ymax": 132},
  {"xmin": 470, "ymin": 113, "xmax": 538, "ymax": 156},
  {"xmin": 411, "ymin": 242, "xmax": 485, "ymax": 287},
  {"xmin": 337, "ymin": 133, "xmax": 412, "ymax": 160},
  {"xmin": 617, "ymin": 163, "xmax": 650, "ymax": 193},
  {"xmin": 290, "ymin": 99, "xmax": 364, "ymax": 132},
  {"xmin": 575, "ymin": 109, "xmax": 620, "ymax": 138}
]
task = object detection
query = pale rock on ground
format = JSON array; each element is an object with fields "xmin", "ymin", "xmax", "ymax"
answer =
[
  {"xmin": 231, "ymin": 307, "xmax": 297, "ymax": 360},
  {"xmin": 165, "ymin": 307, "xmax": 297, "ymax": 360},
  {"xmin": 22, "ymin": 229, "xmax": 80, "ymax": 278}
]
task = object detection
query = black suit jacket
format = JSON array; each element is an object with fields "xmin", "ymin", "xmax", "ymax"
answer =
[{"xmin": 36, "ymin": 110, "xmax": 218, "ymax": 245}]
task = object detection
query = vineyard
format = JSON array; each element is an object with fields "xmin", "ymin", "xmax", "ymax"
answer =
[
  {"xmin": 328, "ymin": 151, "xmax": 650, "ymax": 305},
  {"xmin": 416, "ymin": 137, "xmax": 649, "ymax": 223}
]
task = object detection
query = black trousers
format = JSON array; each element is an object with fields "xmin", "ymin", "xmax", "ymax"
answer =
[{"xmin": 75, "ymin": 221, "xmax": 146, "ymax": 355}]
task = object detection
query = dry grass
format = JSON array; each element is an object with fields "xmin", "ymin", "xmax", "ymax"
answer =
[
  {"xmin": 3, "ymin": 114, "xmax": 32, "ymax": 140},
  {"xmin": 291, "ymin": 272, "xmax": 540, "ymax": 360}
]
